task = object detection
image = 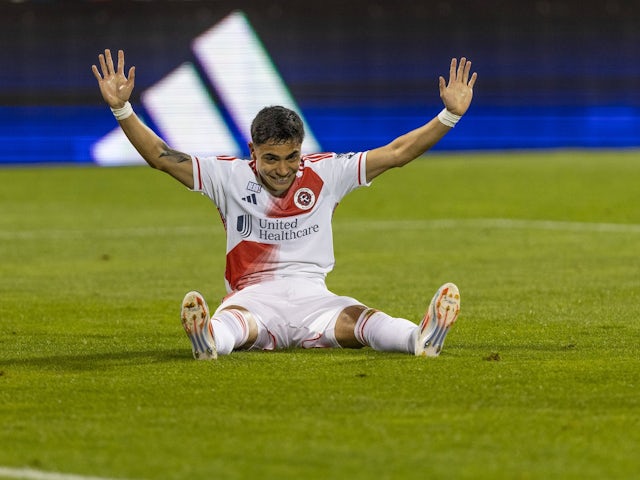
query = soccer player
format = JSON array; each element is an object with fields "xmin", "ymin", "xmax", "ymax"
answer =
[{"xmin": 92, "ymin": 49, "xmax": 477, "ymax": 359}]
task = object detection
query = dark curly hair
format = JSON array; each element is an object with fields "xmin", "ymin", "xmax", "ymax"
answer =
[{"xmin": 250, "ymin": 106, "xmax": 305, "ymax": 146}]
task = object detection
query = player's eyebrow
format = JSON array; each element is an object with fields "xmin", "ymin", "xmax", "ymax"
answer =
[{"xmin": 262, "ymin": 150, "xmax": 299, "ymax": 160}]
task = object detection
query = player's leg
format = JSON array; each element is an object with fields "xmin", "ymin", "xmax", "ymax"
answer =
[
  {"xmin": 214, "ymin": 305, "xmax": 258, "ymax": 354},
  {"xmin": 333, "ymin": 305, "xmax": 367, "ymax": 348},
  {"xmin": 338, "ymin": 305, "xmax": 418, "ymax": 353},
  {"xmin": 337, "ymin": 282, "xmax": 461, "ymax": 356},
  {"xmin": 180, "ymin": 291, "xmax": 258, "ymax": 360}
]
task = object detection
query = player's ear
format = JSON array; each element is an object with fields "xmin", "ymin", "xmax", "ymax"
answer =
[{"xmin": 248, "ymin": 142, "xmax": 256, "ymax": 160}]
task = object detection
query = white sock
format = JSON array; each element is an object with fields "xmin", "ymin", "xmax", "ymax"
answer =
[
  {"xmin": 354, "ymin": 309, "xmax": 418, "ymax": 353},
  {"xmin": 210, "ymin": 309, "xmax": 250, "ymax": 355}
]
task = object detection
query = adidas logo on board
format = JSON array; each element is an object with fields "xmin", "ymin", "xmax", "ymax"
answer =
[{"xmin": 92, "ymin": 10, "xmax": 320, "ymax": 166}]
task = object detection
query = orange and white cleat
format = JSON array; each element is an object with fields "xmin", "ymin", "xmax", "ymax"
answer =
[
  {"xmin": 415, "ymin": 282, "xmax": 461, "ymax": 357},
  {"xmin": 180, "ymin": 291, "xmax": 217, "ymax": 360}
]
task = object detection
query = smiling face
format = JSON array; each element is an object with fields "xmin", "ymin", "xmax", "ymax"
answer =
[{"xmin": 250, "ymin": 140, "xmax": 302, "ymax": 196}]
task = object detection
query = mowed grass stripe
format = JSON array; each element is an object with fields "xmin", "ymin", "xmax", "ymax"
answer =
[
  {"xmin": 2, "ymin": 218, "xmax": 640, "ymax": 241},
  {"xmin": 0, "ymin": 466, "xmax": 136, "ymax": 480}
]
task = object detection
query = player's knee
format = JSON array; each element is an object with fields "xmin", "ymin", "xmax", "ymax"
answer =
[{"xmin": 335, "ymin": 305, "xmax": 367, "ymax": 348}]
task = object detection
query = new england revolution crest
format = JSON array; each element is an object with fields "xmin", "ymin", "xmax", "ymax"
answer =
[{"xmin": 293, "ymin": 187, "xmax": 316, "ymax": 210}]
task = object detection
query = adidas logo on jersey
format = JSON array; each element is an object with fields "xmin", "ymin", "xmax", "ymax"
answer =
[{"xmin": 242, "ymin": 193, "xmax": 257, "ymax": 204}]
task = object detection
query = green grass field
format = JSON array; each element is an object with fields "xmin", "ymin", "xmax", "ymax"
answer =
[{"xmin": 1, "ymin": 150, "xmax": 639, "ymax": 479}]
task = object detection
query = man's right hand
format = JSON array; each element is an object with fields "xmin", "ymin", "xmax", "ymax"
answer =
[{"xmin": 91, "ymin": 49, "xmax": 136, "ymax": 109}]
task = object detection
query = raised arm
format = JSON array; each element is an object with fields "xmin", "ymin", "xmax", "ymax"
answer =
[
  {"xmin": 365, "ymin": 57, "xmax": 477, "ymax": 182},
  {"xmin": 92, "ymin": 49, "xmax": 194, "ymax": 188}
]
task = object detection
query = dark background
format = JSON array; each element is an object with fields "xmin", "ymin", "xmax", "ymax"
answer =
[{"xmin": 1, "ymin": 0, "xmax": 639, "ymax": 164}]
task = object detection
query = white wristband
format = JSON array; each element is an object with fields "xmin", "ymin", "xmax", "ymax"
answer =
[
  {"xmin": 110, "ymin": 101, "xmax": 133, "ymax": 121},
  {"xmin": 437, "ymin": 108, "xmax": 461, "ymax": 128}
]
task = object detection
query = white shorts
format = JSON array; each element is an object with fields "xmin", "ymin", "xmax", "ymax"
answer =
[{"xmin": 215, "ymin": 277, "xmax": 363, "ymax": 350}]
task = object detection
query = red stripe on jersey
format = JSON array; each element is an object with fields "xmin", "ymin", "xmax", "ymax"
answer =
[
  {"xmin": 267, "ymin": 167, "xmax": 324, "ymax": 218},
  {"xmin": 217, "ymin": 155, "xmax": 237, "ymax": 161},
  {"xmin": 194, "ymin": 156, "xmax": 203, "ymax": 190},
  {"xmin": 225, "ymin": 240, "xmax": 278, "ymax": 291},
  {"xmin": 303, "ymin": 153, "xmax": 333, "ymax": 163},
  {"xmin": 301, "ymin": 333, "xmax": 323, "ymax": 348},
  {"xmin": 216, "ymin": 206, "xmax": 227, "ymax": 231},
  {"xmin": 357, "ymin": 152, "xmax": 364, "ymax": 185}
]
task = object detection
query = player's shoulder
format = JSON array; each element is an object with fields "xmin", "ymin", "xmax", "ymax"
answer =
[
  {"xmin": 198, "ymin": 155, "xmax": 252, "ymax": 170},
  {"xmin": 302, "ymin": 152, "xmax": 365, "ymax": 163},
  {"xmin": 197, "ymin": 154, "xmax": 234, "ymax": 165},
  {"xmin": 302, "ymin": 152, "xmax": 335, "ymax": 163},
  {"xmin": 196, "ymin": 155, "xmax": 254, "ymax": 186}
]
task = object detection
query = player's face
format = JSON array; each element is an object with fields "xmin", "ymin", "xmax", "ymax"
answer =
[{"xmin": 250, "ymin": 140, "xmax": 302, "ymax": 196}]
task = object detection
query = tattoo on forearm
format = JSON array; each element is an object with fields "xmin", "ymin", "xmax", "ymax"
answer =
[{"xmin": 159, "ymin": 147, "xmax": 190, "ymax": 163}]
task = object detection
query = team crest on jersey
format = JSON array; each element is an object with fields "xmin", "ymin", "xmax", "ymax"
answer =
[{"xmin": 293, "ymin": 187, "xmax": 316, "ymax": 210}]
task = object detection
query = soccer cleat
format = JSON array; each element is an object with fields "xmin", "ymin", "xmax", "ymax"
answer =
[
  {"xmin": 180, "ymin": 291, "xmax": 217, "ymax": 360},
  {"xmin": 415, "ymin": 282, "xmax": 461, "ymax": 357}
]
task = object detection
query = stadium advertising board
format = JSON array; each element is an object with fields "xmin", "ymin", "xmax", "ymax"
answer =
[{"xmin": 1, "ymin": 0, "xmax": 638, "ymax": 165}]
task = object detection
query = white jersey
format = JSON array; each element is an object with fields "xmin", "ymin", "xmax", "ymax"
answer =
[{"xmin": 191, "ymin": 152, "xmax": 370, "ymax": 293}]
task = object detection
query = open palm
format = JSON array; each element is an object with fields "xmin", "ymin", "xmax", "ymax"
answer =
[
  {"xmin": 438, "ymin": 57, "xmax": 477, "ymax": 116},
  {"xmin": 91, "ymin": 49, "xmax": 136, "ymax": 109}
]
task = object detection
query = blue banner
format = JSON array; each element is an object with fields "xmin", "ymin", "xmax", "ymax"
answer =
[{"xmin": 1, "ymin": 1, "xmax": 638, "ymax": 165}]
